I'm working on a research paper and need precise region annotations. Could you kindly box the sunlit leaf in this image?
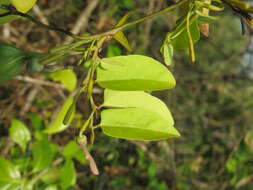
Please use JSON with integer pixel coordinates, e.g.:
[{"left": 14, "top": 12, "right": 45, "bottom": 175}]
[
  {"left": 100, "top": 107, "right": 180, "bottom": 141},
  {"left": 44, "top": 97, "right": 75, "bottom": 134},
  {"left": 96, "top": 55, "right": 176, "bottom": 91},
  {"left": 59, "top": 160, "right": 76, "bottom": 190},
  {"left": 47, "top": 69, "right": 77, "bottom": 92},
  {"left": 11, "top": 0, "right": 37, "bottom": 13},
  {"left": 103, "top": 89, "right": 174, "bottom": 124},
  {"left": 9, "top": 119, "right": 31, "bottom": 151}
]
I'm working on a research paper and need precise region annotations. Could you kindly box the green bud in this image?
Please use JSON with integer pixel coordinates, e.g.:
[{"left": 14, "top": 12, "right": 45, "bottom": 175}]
[{"left": 26, "top": 58, "right": 44, "bottom": 73}]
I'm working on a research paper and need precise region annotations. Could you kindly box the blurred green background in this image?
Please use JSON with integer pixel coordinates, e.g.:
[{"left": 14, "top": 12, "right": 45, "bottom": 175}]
[{"left": 1, "top": 0, "right": 253, "bottom": 189}]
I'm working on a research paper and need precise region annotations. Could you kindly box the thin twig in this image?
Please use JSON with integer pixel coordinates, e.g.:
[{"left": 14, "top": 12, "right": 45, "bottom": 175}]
[
  {"left": 64, "top": 0, "right": 99, "bottom": 44},
  {"left": 14, "top": 76, "right": 64, "bottom": 89}
]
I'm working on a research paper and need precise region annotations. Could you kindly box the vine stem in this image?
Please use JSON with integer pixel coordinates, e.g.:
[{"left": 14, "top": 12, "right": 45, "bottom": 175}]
[{"left": 1, "top": 0, "right": 187, "bottom": 41}]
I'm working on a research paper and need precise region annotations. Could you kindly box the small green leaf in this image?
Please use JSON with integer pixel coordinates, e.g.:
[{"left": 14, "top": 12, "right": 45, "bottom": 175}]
[
  {"left": 44, "top": 97, "right": 75, "bottom": 134},
  {"left": 47, "top": 69, "right": 77, "bottom": 92},
  {"left": 100, "top": 108, "right": 180, "bottom": 141},
  {"left": 103, "top": 89, "right": 174, "bottom": 124},
  {"left": 11, "top": 0, "right": 37, "bottom": 13},
  {"left": 115, "top": 11, "right": 133, "bottom": 27},
  {"left": 171, "top": 20, "right": 200, "bottom": 50},
  {"left": 9, "top": 119, "right": 31, "bottom": 151},
  {"left": 0, "top": 157, "right": 21, "bottom": 189},
  {"left": 32, "top": 139, "right": 57, "bottom": 173},
  {"left": 62, "top": 141, "right": 85, "bottom": 164},
  {"left": 96, "top": 55, "right": 176, "bottom": 91},
  {"left": 113, "top": 32, "right": 132, "bottom": 52},
  {"left": 162, "top": 44, "right": 173, "bottom": 66},
  {"left": 59, "top": 160, "right": 76, "bottom": 190}
]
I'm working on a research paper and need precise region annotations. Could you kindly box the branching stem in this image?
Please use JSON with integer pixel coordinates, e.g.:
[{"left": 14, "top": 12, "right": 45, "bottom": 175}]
[{"left": 0, "top": 0, "right": 187, "bottom": 40}]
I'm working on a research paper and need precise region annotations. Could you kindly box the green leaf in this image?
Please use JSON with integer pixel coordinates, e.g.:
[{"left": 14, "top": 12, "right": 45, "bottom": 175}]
[
  {"left": 171, "top": 20, "right": 200, "bottom": 50},
  {"left": 59, "top": 160, "right": 76, "bottom": 190},
  {"left": 113, "top": 32, "right": 132, "bottom": 52},
  {"left": 100, "top": 108, "right": 180, "bottom": 141},
  {"left": 11, "top": 0, "right": 37, "bottom": 13},
  {"left": 62, "top": 141, "right": 85, "bottom": 164},
  {"left": 28, "top": 113, "right": 43, "bottom": 131},
  {"left": 44, "top": 97, "right": 75, "bottom": 134},
  {"left": 0, "top": 157, "right": 21, "bottom": 189},
  {"left": 9, "top": 119, "right": 31, "bottom": 151},
  {"left": 0, "top": 0, "right": 18, "bottom": 25},
  {"left": 103, "top": 89, "right": 174, "bottom": 124},
  {"left": 96, "top": 55, "right": 176, "bottom": 91},
  {"left": 47, "top": 69, "right": 77, "bottom": 92},
  {"left": 101, "top": 90, "right": 178, "bottom": 141},
  {"left": 0, "top": 43, "right": 27, "bottom": 82},
  {"left": 32, "top": 139, "right": 57, "bottom": 173},
  {"left": 161, "top": 44, "right": 173, "bottom": 66}
]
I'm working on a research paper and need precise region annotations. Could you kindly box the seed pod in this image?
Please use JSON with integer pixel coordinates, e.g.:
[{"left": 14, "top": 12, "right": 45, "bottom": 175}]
[{"left": 26, "top": 57, "right": 44, "bottom": 73}]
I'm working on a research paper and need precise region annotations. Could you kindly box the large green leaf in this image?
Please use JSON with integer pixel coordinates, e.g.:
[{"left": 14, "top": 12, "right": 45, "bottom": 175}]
[
  {"left": 171, "top": 20, "right": 200, "bottom": 49},
  {"left": 11, "top": 0, "right": 37, "bottom": 13},
  {"left": 32, "top": 139, "right": 57, "bottom": 173},
  {"left": 103, "top": 89, "right": 174, "bottom": 124},
  {"left": 47, "top": 69, "right": 77, "bottom": 92},
  {"left": 96, "top": 55, "right": 176, "bottom": 91},
  {"left": 44, "top": 97, "right": 75, "bottom": 134},
  {"left": 101, "top": 108, "right": 180, "bottom": 141},
  {"left": 0, "top": 157, "right": 21, "bottom": 189},
  {"left": 9, "top": 119, "right": 31, "bottom": 151},
  {"left": 59, "top": 160, "right": 76, "bottom": 190}
]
